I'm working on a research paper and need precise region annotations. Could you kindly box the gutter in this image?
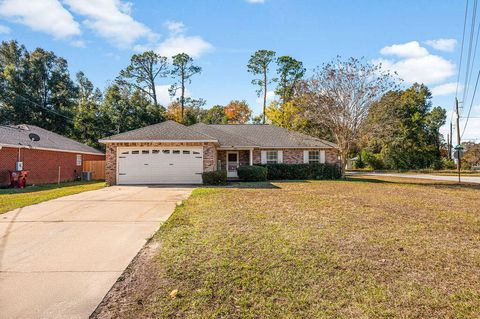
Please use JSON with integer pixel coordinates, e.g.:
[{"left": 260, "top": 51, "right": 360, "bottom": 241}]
[{"left": 0, "top": 143, "right": 104, "bottom": 156}]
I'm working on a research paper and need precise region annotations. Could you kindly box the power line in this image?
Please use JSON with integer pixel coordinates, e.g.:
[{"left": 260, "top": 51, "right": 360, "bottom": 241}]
[
  {"left": 461, "top": 0, "right": 479, "bottom": 110},
  {"left": 456, "top": 0, "right": 470, "bottom": 100},
  {"left": 6, "top": 90, "right": 114, "bottom": 135},
  {"left": 461, "top": 69, "right": 480, "bottom": 139},
  {"left": 452, "top": 0, "right": 471, "bottom": 135}
]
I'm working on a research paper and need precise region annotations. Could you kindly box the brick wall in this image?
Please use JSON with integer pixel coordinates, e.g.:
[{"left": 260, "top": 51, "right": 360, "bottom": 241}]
[
  {"left": 104, "top": 141, "right": 217, "bottom": 185},
  {"left": 217, "top": 150, "right": 250, "bottom": 170},
  {"left": 252, "top": 148, "right": 340, "bottom": 165},
  {"left": 0, "top": 147, "right": 105, "bottom": 186}
]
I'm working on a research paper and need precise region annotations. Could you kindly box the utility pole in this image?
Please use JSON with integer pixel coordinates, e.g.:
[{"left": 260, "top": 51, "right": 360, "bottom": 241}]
[
  {"left": 449, "top": 122, "right": 453, "bottom": 157},
  {"left": 456, "top": 98, "right": 461, "bottom": 183}
]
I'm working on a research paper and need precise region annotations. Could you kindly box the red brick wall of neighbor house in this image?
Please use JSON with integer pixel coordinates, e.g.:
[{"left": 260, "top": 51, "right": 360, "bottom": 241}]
[
  {"left": 104, "top": 142, "right": 217, "bottom": 185},
  {"left": 0, "top": 147, "right": 105, "bottom": 186}
]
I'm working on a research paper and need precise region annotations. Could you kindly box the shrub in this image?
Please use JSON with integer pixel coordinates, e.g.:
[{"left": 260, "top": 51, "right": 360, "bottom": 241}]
[
  {"left": 259, "top": 163, "right": 341, "bottom": 180},
  {"left": 202, "top": 170, "right": 227, "bottom": 185},
  {"left": 237, "top": 165, "right": 267, "bottom": 182}
]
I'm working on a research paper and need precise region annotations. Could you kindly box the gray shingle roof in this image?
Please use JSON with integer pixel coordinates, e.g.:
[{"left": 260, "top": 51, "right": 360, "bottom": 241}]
[
  {"left": 0, "top": 124, "right": 104, "bottom": 154},
  {"left": 205, "top": 124, "right": 337, "bottom": 148},
  {"left": 101, "top": 120, "right": 336, "bottom": 148},
  {"left": 190, "top": 123, "right": 258, "bottom": 147},
  {"left": 100, "top": 120, "right": 217, "bottom": 142}
]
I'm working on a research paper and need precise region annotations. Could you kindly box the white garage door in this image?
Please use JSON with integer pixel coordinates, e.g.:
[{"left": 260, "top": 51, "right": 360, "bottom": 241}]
[{"left": 117, "top": 147, "right": 203, "bottom": 184}]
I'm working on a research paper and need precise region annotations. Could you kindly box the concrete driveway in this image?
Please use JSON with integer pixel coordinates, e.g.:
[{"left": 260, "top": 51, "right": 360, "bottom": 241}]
[{"left": 0, "top": 185, "right": 193, "bottom": 319}]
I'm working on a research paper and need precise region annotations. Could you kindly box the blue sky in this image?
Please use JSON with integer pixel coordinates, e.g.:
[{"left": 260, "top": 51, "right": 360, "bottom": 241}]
[{"left": 0, "top": 0, "right": 478, "bottom": 141}]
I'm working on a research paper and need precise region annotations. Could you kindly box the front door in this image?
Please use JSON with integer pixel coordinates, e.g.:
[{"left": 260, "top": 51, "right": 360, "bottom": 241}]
[{"left": 227, "top": 151, "right": 239, "bottom": 178}]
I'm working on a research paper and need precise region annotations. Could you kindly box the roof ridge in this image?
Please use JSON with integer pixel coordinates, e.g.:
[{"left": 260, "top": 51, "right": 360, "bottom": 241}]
[{"left": 204, "top": 124, "right": 259, "bottom": 146}]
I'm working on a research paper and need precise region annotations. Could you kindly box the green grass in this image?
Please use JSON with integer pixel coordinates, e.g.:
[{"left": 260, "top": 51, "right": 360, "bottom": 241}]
[
  {"left": 0, "top": 181, "right": 106, "bottom": 214},
  {"left": 349, "top": 168, "right": 480, "bottom": 176},
  {"left": 94, "top": 177, "right": 480, "bottom": 318}
]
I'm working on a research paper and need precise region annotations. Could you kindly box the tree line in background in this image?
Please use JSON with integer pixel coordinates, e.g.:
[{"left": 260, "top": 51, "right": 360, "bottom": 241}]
[
  {"left": 1, "top": 39, "right": 478, "bottom": 170},
  {"left": 0, "top": 40, "right": 254, "bottom": 149}
]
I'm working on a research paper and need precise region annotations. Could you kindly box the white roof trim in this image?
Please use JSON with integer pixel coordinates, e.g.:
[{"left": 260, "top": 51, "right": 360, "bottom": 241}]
[
  {"left": 257, "top": 146, "right": 337, "bottom": 149},
  {"left": 99, "top": 139, "right": 218, "bottom": 143},
  {"left": 0, "top": 143, "right": 104, "bottom": 156}
]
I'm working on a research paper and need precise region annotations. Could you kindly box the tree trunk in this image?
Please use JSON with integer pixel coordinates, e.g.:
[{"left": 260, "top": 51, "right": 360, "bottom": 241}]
[
  {"left": 181, "top": 77, "right": 185, "bottom": 121},
  {"left": 150, "top": 73, "right": 158, "bottom": 107},
  {"left": 263, "top": 67, "right": 267, "bottom": 124}
]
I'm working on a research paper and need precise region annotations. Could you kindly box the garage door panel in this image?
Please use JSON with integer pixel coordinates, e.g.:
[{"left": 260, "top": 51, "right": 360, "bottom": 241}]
[{"left": 117, "top": 147, "right": 203, "bottom": 184}]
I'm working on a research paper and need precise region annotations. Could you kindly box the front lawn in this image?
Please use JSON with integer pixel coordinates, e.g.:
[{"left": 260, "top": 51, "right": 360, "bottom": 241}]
[
  {"left": 0, "top": 181, "right": 106, "bottom": 214},
  {"left": 94, "top": 177, "right": 480, "bottom": 318}
]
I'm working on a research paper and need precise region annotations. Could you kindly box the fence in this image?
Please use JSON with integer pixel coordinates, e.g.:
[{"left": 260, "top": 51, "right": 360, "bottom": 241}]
[{"left": 82, "top": 160, "right": 106, "bottom": 180}]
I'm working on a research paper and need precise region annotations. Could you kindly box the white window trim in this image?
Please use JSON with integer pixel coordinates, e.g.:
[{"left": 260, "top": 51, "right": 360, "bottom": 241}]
[{"left": 76, "top": 154, "right": 82, "bottom": 166}]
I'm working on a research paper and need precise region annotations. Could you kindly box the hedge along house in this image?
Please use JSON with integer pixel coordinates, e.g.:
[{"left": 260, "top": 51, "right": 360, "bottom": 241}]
[
  {"left": 100, "top": 120, "right": 340, "bottom": 185},
  {"left": 0, "top": 124, "right": 105, "bottom": 186}
]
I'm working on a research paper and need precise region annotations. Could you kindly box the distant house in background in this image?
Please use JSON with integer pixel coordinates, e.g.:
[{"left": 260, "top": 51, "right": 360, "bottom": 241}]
[{"left": 0, "top": 125, "right": 105, "bottom": 186}]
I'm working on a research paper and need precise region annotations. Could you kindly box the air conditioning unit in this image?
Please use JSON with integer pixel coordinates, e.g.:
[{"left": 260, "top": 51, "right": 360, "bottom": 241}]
[
  {"left": 82, "top": 171, "right": 92, "bottom": 181},
  {"left": 16, "top": 161, "right": 23, "bottom": 171}
]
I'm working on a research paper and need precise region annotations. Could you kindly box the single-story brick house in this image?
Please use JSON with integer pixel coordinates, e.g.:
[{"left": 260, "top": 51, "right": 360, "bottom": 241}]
[
  {"left": 100, "top": 120, "right": 339, "bottom": 185},
  {"left": 0, "top": 124, "right": 105, "bottom": 186}
]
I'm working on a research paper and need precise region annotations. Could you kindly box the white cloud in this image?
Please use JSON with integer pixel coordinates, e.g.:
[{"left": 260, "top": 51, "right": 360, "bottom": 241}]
[
  {"left": 0, "top": 0, "right": 80, "bottom": 38},
  {"left": 64, "top": 0, "right": 157, "bottom": 48},
  {"left": 431, "top": 82, "right": 462, "bottom": 97},
  {"left": 459, "top": 118, "right": 480, "bottom": 141},
  {"left": 377, "top": 41, "right": 456, "bottom": 85},
  {"left": 256, "top": 90, "right": 276, "bottom": 106},
  {"left": 164, "top": 21, "right": 186, "bottom": 35},
  {"left": 156, "top": 84, "right": 191, "bottom": 106},
  {"left": 424, "top": 38, "right": 457, "bottom": 52},
  {"left": 380, "top": 41, "right": 429, "bottom": 58},
  {"left": 153, "top": 21, "right": 212, "bottom": 58},
  {"left": 156, "top": 35, "right": 213, "bottom": 58},
  {"left": 246, "top": 0, "right": 266, "bottom": 3},
  {"left": 0, "top": 24, "right": 11, "bottom": 34},
  {"left": 70, "top": 39, "right": 86, "bottom": 48}
]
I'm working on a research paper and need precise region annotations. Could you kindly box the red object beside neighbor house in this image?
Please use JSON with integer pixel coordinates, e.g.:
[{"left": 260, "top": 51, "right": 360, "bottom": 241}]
[{"left": 9, "top": 170, "right": 29, "bottom": 188}]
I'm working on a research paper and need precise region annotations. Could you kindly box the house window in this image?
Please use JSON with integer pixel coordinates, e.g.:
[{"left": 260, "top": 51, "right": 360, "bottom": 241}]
[
  {"left": 76, "top": 154, "right": 82, "bottom": 166},
  {"left": 308, "top": 151, "right": 320, "bottom": 163},
  {"left": 183, "top": 150, "right": 190, "bottom": 154},
  {"left": 172, "top": 150, "right": 180, "bottom": 154},
  {"left": 142, "top": 150, "right": 149, "bottom": 154},
  {"left": 266, "top": 151, "right": 278, "bottom": 164},
  {"left": 131, "top": 150, "right": 139, "bottom": 154},
  {"left": 162, "top": 150, "right": 170, "bottom": 154},
  {"left": 152, "top": 150, "right": 160, "bottom": 154}
]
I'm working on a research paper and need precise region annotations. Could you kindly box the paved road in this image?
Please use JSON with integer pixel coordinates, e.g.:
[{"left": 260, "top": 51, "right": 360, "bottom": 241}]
[
  {"left": 0, "top": 185, "right": 192, "bottom": 319},
  {"left": 353, "top": 172, "right": 480, "bottom": 184}
]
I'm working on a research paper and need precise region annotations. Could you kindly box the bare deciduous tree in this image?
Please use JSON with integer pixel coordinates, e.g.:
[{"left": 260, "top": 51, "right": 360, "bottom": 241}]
[{"left": 298, "top": 57, "right": 396, "bottom": 177}]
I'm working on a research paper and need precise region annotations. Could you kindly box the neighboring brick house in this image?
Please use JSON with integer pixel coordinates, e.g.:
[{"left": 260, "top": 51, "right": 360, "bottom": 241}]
[
  {"left": 100, "top": 120, "right": 339, "bottom": 185},
  {"left": 0, "top": 125, "right": 105, "bottom": 186}
]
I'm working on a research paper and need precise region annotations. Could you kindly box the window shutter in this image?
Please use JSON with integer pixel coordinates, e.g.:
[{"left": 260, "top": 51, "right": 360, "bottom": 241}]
[
  {"left": 278, "top": 151, "right": 283, "bottom": 163},
  {"left": 320, "top": 150, "right": 326, "bottom": 163},
  {"left": 261, "top": 151, "right": 267, "bottom": 164},
  {"left": 303, "top": 150, "right": 309, "bottom": 163}
]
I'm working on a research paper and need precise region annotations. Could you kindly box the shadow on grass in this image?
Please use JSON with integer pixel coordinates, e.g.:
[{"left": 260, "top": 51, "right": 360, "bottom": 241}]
[
  {"left": 0, "top": 180, "right": 104, "bottom": 195},
  {"left": 345, "top": 176, "right": 480, "bottom": 191}
]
